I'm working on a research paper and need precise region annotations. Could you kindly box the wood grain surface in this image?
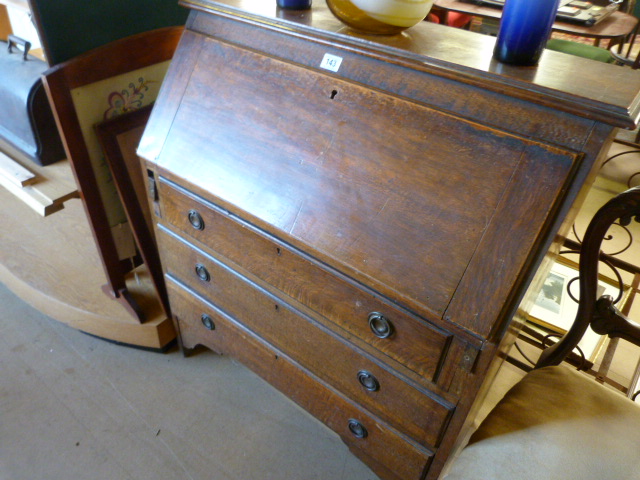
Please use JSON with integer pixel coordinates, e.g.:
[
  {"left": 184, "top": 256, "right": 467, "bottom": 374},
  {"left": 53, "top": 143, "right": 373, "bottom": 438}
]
[{"left": 139, "top": 2, "right": 640, "bottom": 478}]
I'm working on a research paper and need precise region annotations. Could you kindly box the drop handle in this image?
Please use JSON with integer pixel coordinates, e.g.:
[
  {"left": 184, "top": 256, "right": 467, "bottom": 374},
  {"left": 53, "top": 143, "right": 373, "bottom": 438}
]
[
  {"left": 201, "top": 314, "right": 215, "bottom": 330},
  {"left": 188, "top": 209, "right": 205, "bottom": 230},
  {"left": 357, "top": 370, "right": 380, "bottom": 392},
  {"left": 195, "top": 263, "right": 211, "bottom": 282},
  {"left": 348, "top": 419, "right": 368, "bottom": 439},
  {"left": 368, "top": 312, "right": 394, "bottom": 339}
]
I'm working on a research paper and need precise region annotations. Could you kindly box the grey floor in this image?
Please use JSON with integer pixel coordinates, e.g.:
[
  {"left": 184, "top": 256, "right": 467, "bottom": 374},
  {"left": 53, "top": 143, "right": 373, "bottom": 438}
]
[{"left": 0, "top": 281, "right": 379, "bottom": 480}]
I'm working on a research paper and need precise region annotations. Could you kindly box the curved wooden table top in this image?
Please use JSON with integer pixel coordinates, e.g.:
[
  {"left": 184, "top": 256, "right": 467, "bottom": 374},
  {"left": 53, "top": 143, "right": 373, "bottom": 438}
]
[
  {"left": 434, "top": 0, "right": 638, "bottom": 44},
  {"left": 0, "top": 182, "right": 174, "bottom": 350}
]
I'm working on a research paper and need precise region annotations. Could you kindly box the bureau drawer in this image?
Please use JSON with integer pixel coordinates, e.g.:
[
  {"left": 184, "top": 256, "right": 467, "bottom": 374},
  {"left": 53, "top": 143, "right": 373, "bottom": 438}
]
[
  {"left": 158, "top": 227, "right": 454, "bottom": 448},
  {"left": 158, "top": 179, "right": 451, "bottom": 382},
  {"left": 167, "top": 278, "right": 434, "bottom": 480}
]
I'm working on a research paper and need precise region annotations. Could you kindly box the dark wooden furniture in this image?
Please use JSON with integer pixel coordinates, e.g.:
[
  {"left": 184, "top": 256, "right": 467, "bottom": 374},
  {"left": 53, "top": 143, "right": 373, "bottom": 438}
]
[
  {"left": 434, "top": 0, "right": 639, "bottom": 47},
  {"left": 138, "top": 1, "right": 640, "bottom": 479},
  {"left": 610, "top": 21, "right": 640, "bottom": 67}
]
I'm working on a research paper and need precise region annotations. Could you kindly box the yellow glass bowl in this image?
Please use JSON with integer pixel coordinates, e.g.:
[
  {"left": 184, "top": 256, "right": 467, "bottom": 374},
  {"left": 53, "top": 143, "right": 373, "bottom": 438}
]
[{"left": 326, "top": 0, "right": 434, "bottom": 34}]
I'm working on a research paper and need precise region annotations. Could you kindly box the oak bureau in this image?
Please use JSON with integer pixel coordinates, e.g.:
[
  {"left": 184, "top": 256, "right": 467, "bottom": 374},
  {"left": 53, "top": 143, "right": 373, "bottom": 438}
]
[{"left": 137, "top": 2, "right": 640, "bottom": 479}]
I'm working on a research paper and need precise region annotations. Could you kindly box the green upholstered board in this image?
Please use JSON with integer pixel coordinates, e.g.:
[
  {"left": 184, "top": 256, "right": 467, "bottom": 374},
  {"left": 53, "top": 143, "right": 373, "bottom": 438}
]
[
  {"left": 28, "top": 0, "right": 188, "bottom": 65},
  {"left": 546, "top": 38, "right": 615, "bottom": 64}
]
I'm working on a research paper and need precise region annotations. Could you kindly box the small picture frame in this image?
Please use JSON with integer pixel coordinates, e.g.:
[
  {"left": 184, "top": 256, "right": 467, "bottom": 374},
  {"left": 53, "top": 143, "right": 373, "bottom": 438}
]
[{"left": 526, "top": 259, "right": 629, "bottom": 360}]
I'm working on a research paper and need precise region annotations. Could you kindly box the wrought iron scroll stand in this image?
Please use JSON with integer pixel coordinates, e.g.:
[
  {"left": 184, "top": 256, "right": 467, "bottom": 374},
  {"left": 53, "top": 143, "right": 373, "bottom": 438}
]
[{"left": 510, "top": 147, "right": 640, "bottom": 401}]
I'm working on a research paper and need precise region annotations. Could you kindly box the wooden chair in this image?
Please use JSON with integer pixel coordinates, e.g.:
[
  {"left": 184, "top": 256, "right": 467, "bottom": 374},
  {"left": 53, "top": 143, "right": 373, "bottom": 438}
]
[
  {"left": 444, "top": 187, "right": 640, "bottom": 480},
  {"left": 609, "top": 20, "right": 640, "bottom": 68},
  {"left": 41, "top": 27, "right": 182, "bottom": 345}
]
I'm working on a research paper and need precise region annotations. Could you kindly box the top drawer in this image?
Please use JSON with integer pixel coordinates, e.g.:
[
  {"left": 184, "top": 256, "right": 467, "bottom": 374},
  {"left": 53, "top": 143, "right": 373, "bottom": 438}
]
[{"left": 158, "top": 179, "right": 452, "bottom": 382}]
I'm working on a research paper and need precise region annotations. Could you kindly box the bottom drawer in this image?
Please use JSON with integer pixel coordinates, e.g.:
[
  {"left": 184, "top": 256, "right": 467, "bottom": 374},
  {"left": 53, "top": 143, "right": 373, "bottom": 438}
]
[{"left": 167, "top": 277, "right": 433, "bottom": 480}]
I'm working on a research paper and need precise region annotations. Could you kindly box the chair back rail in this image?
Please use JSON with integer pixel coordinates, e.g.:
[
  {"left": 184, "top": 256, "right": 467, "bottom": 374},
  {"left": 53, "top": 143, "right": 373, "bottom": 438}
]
[{"left": 537, "top": 186, "right": 640, "bottom": 367}]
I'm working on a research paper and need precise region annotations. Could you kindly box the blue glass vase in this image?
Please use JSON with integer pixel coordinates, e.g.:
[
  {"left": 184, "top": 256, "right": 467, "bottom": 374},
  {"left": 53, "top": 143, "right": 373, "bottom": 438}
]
[
  {"left": 493, "top": 0, "right": 561, "bottom": 66},
  {"left": 277, "top": 0, "right": 312, "bottom": 8}
]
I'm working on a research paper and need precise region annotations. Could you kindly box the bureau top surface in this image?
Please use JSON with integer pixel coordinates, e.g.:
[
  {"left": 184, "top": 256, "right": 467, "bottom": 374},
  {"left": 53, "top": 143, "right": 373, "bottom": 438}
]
[{"left": 181, "top": 0, "right": 640, "bottom": 128}]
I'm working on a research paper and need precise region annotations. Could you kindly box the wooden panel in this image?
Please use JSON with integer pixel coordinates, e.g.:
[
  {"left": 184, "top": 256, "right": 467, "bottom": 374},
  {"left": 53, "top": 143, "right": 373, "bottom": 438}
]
[
  {"left": 445, "top": 143, "right": 579, "bottom": 338},
  {"left": 156, "top": 38, "right": 549, "bottom": 320},
  {"left": 188, "top": 10, "right": 598, "bottom": 150},
  {"left": 0, "top": 144, "right": 77, "bottom": 216},
  {"left": 0, "top": 151, "right": 36, "bottom": 186},
  {"left": 167, "top": 278, "right": 434, "bottom": 480},
  {"left": 138, "top": 30, "right": 205, "bottom": 164},
  {"left": 184, "top": 0, "right": 640, "bottom": 128},
  {"left": 159, "top": 227, "right": 454, "bottom": 448},
  {"left": 158, "top": 179, "right": 455, "bottom": 379}
]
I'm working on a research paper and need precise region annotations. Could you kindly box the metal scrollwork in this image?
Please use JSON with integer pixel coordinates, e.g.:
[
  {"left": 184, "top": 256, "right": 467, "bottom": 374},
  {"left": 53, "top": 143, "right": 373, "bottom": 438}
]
[
  {"left": 601, "top": 149, "right": 640, "bottom": 189},
  {"left": 509, "top": 142, "right": 640, "bottom": 397},
  {"left": 534, "top": 187, "right": 640, "bottom": 399}
]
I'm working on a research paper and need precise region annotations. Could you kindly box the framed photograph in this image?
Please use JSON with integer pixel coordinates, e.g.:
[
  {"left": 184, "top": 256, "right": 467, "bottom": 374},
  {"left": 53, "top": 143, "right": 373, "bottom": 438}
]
[{"left": 527, "top": 259, "right": 629, "bottom": 361}]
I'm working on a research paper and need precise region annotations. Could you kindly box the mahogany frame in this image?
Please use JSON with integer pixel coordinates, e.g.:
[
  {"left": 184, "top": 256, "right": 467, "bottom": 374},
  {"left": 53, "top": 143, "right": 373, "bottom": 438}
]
[
  {"left": 42, "top": 26, "right": 183, "bottom": 320},
  {"left": 95, "top": 104, "right": 170, "bottom": 317}
]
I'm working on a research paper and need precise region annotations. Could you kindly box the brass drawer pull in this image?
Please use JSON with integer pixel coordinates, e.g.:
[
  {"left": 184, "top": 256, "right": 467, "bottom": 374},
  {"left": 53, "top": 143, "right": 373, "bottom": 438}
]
[
  {"left": 188, "top": 209, "right": 205, "bottom": 230},
  {"left": 357, "top": 370, "right": 380, "bottom": 392},
  {"left": 195, "top": 263, "right": 211, "bottom": 282},
  {"left": 368, "top": 312, "right": 394, "bottom": 339},
  {"left": 201, "top": 313, "right": 215, "bottom": 330},
  {"left": 348, "top": 419, "right": 368, "bottom": 439}
]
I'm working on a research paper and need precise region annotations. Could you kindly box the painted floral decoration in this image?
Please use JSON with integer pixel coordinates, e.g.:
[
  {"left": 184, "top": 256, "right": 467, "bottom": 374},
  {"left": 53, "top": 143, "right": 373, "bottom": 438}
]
[{"left": 103, "top": 77, "right": 156, "bottom": 120}]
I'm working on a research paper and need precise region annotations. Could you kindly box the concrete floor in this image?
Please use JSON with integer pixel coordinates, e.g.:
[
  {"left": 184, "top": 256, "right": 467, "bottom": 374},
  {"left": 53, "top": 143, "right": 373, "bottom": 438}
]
[
  {"left": 0, "top": 281, "right": 380, "bottom": 480},
  {"left": 0, "top": 278, "right": 528, "bottom": 480}
]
